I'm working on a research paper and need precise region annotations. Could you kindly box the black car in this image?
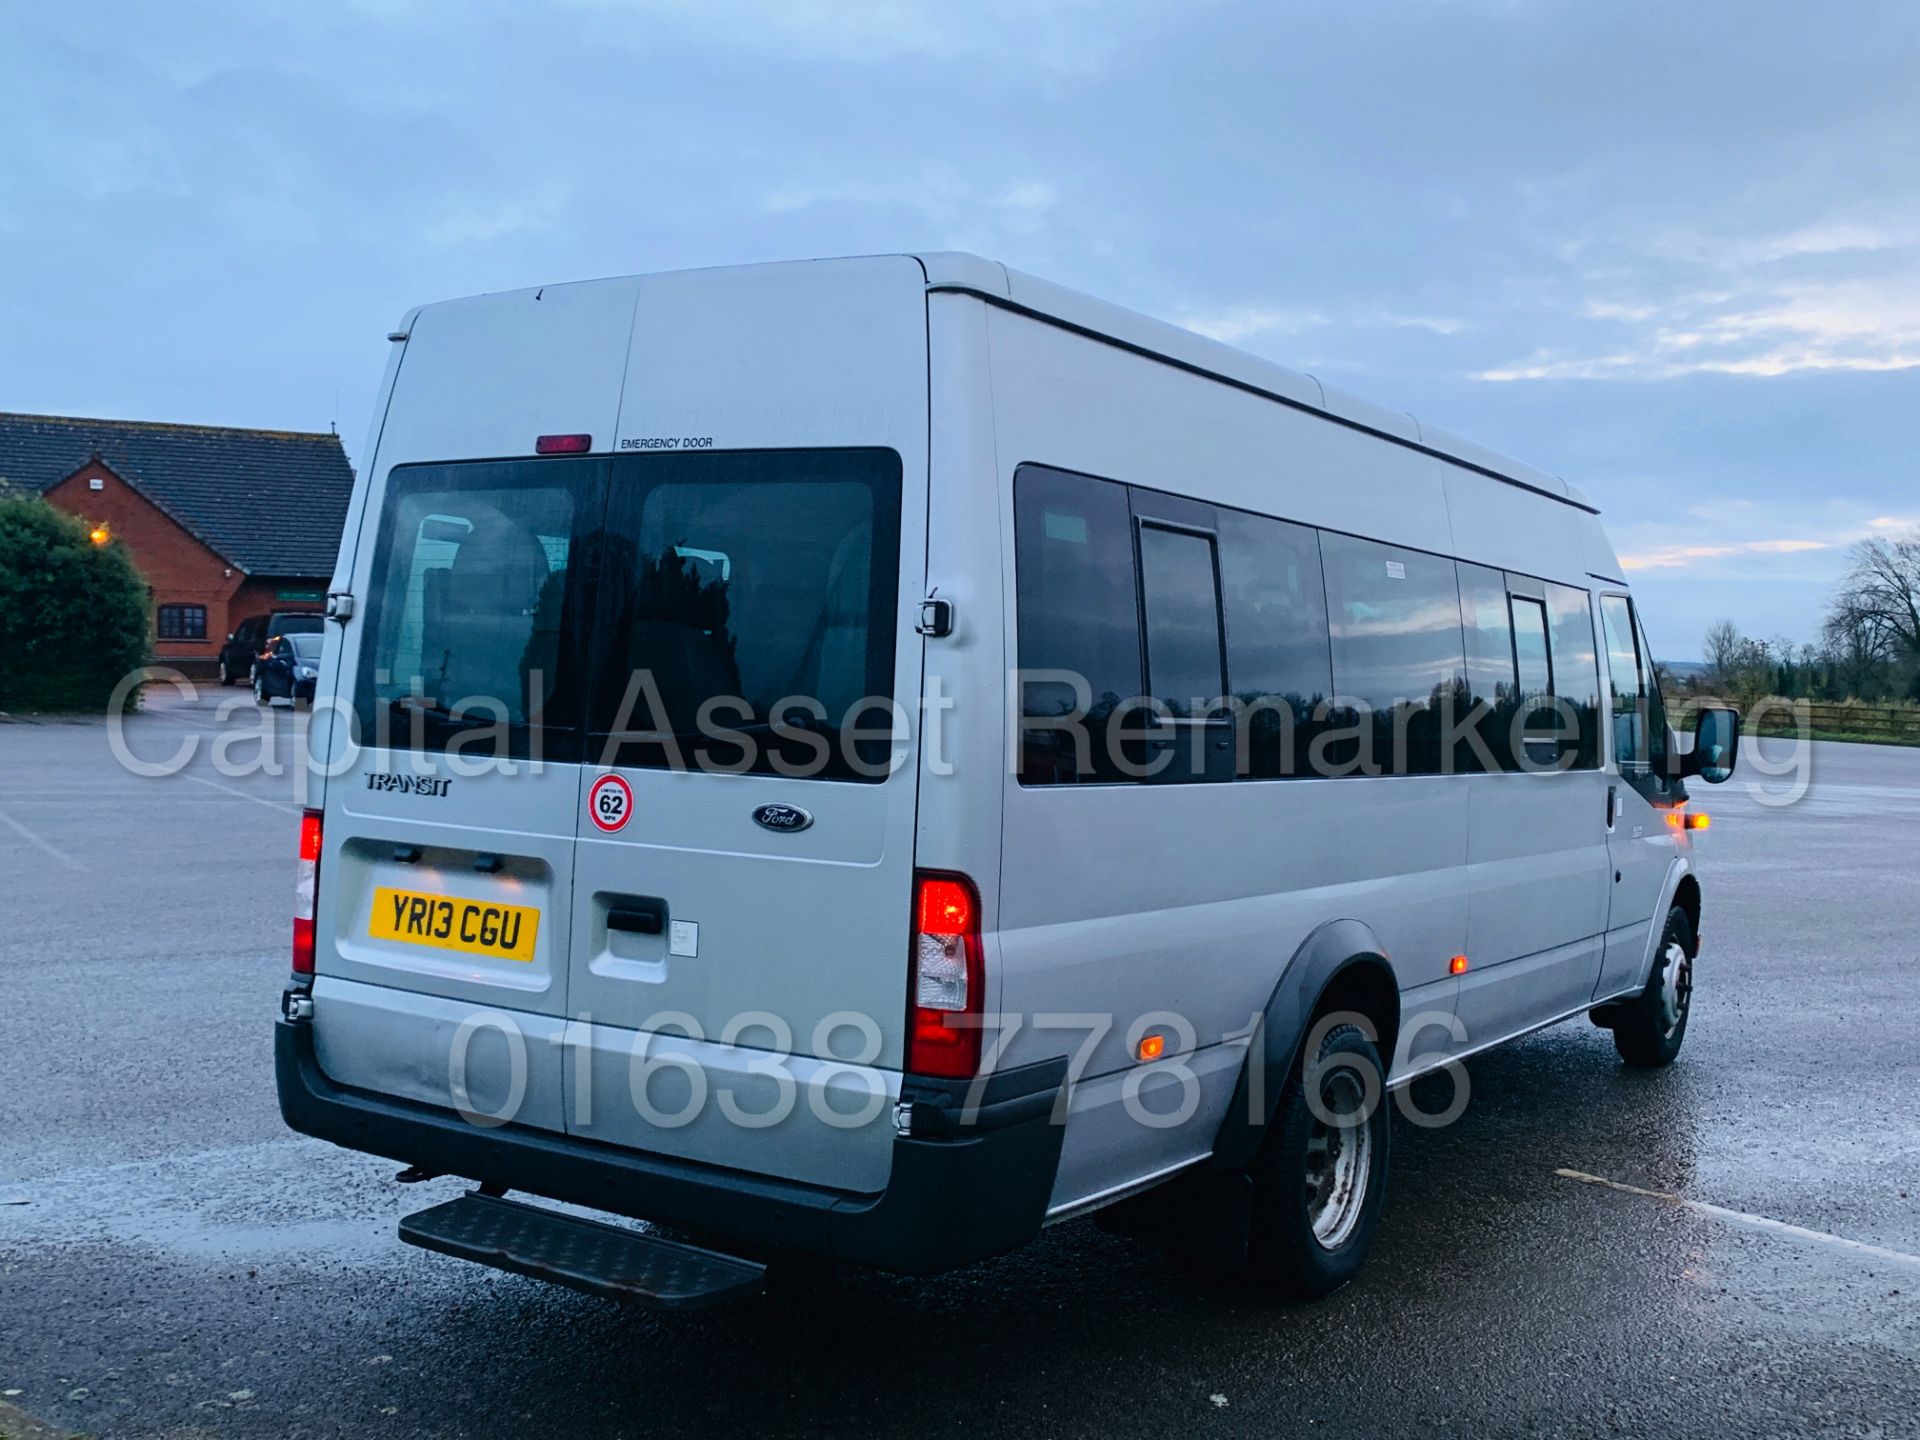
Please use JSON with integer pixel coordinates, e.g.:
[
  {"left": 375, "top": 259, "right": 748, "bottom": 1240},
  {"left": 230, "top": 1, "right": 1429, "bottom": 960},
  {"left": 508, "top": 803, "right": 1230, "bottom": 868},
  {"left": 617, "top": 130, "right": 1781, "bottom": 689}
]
[
  {"left": 253, "top": 632, "right": 323, "bottom": 705},
  {"left": 217, "top": 611, "right": 323, "bottom": 686}
]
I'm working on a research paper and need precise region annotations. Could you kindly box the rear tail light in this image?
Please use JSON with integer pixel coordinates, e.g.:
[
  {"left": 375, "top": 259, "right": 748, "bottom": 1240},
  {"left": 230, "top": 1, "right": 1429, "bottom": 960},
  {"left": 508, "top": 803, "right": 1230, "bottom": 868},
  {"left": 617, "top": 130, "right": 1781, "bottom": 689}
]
[
  {"left": 294, "top": 808, "right": 322, "bottom": 977},
  {"left": 907, "top": 871, "right": 985, "bottom": 1079}
]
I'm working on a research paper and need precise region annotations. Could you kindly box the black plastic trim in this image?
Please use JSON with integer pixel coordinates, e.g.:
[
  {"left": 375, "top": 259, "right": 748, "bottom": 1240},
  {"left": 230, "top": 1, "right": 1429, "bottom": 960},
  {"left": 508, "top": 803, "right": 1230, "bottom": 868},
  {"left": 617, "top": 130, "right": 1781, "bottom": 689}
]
[{"left": 276, "top": 1020, "right": 1065, "bottom": 1275}]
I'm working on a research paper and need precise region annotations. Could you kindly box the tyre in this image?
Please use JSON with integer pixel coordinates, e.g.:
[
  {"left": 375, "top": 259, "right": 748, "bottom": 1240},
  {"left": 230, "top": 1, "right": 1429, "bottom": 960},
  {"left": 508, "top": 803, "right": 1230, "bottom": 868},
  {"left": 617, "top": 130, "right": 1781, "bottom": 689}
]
[
  {"left": 1245, "top": 1021, "right": 1391, "bottom": 1299},
  {"left": 253, "top": 674, "right": 269, "bottom": 706},
  {"left": 1610, "top": 906, "right": 1695, "bottom": 1068},
  {"left": 217, "top": 656, "right": 232, "bottom": 686}
]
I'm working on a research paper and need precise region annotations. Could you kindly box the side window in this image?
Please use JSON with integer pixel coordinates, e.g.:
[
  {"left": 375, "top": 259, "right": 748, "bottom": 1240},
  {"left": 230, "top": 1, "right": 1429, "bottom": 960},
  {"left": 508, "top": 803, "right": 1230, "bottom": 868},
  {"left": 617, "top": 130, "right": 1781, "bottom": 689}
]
[
  {"left": 1544, "top": 583, "right": 1601, "bottom": 770},
  {"left": 1137, "top": 525, "right": 1225, "bottom": 717},
  {"left": 1510, "top": 594, "right": 1556, "bottom": 767},
  {"left": 1321, "top": 534, "right": 1466, "bottom": 775},
  {"left": 1600, "top": 594, "right": 1647, "bottom": 770},
  {"left": 1634, "top": 609, "right": 1672, "bottom": 779},
  {"left": 1014, "top": 466, "right": 1143, "bottom": 785},
  {"left": 1458, "top": 563, "right": 1518, "bottom": 772},
  {"left": 1218, "top": 510, "right": 1332, "bottom": 778}
]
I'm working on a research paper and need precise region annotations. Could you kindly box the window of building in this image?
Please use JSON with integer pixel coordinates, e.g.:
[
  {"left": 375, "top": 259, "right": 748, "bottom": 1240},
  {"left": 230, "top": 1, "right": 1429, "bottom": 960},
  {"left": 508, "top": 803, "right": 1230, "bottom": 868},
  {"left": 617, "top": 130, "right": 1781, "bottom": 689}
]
[
  {"left": 1320, "top": 534, "right": 1466, "bottom": 775},
  {"left": 156, "top": 604, "right": 207, "bottom": 641}
]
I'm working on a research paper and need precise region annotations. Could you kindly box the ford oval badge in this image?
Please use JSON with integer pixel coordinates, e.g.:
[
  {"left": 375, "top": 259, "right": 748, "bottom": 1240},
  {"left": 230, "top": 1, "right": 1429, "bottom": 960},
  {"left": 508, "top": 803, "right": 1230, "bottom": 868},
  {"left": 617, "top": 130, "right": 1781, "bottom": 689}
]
[{"left": 753, "top": 803, "right": 813, "bottom": 834}]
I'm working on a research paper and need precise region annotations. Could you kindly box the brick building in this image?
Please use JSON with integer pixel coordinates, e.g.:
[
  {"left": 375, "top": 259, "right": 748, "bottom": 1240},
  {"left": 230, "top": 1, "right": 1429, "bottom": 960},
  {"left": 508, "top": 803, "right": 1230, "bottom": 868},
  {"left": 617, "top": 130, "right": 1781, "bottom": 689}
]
[{"left": 0, "top": 413, "right": 355, "bottom": 675}]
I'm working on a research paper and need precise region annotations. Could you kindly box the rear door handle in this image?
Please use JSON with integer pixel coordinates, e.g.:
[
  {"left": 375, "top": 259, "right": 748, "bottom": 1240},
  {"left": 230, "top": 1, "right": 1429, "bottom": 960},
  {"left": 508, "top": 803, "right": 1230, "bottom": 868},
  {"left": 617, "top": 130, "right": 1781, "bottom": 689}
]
[{"left": 607, "top": 902, "right": 665, "bottom": 935}]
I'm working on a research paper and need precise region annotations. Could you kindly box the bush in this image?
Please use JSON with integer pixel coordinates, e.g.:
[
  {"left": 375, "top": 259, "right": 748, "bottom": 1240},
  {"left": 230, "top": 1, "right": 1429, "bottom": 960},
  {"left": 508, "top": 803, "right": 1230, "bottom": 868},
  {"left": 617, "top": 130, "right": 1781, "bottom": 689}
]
[{"left": 0, "top": 496, "right": 151, "bottom": 712}]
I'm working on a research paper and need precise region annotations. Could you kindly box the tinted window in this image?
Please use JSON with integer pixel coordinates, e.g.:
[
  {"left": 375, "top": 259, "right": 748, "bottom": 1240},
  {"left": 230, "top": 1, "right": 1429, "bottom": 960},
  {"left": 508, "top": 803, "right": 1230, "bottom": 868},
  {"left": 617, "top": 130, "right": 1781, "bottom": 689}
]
[
  {"left": 1015, "top": 467, "right": 1143, "bottom": 784},
  {"left": 1545, "top": 583, "right": 1601, "bottom": 770},
  {"left": 1321, "top": 534, "right": 1466, "bottom": 775},
  {"left": 1218, "top": 511, "right": 1332, "bottom": 778},
  {"left": 591, "top": 449, "right": 902, "bottom": 782},
  {"left": 1633, "top": 609, "right": 1672, "bottom": 779},
  {"left": 289, "top": 633, "right": 323, "bottom": 661},
  {"left": 1138, "top": 525, "right": 1224, "bottom": 716},
  {"left": 1458, "top": 563, "right": 1517, "bottom": 772},
  {"left": 358, "top": 457, "right": 598, "bottom": 758},
  {"left": 1600, "top": 595, "right": 1645, "bottom": 769}
]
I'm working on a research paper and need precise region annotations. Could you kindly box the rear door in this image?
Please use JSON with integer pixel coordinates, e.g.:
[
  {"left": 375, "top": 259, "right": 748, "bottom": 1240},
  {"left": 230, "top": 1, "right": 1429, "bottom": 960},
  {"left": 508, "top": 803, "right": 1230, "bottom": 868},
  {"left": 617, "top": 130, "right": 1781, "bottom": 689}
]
[
  {"left": 563, "top": 448, "right": 923, "bottom": 1187},
  {"left": 560, "top": 259, "right": 931, "bottom": 1192},
  {"left": 309, "top": 277, "right": 642, "bottom": 1133}
]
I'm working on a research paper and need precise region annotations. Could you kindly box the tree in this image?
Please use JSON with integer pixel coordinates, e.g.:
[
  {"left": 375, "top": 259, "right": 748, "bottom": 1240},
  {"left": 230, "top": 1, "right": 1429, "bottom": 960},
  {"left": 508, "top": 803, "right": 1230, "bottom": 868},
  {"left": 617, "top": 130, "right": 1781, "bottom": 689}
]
[
  {"left": 1827, "top": 532, "right": 1920, "bottom": 665},
  {"left": 0, "top": 496, "right": 151, "bottom": 712},
  {"left": 1703, "top": 618, "right": 1745, "bottom": 688}
]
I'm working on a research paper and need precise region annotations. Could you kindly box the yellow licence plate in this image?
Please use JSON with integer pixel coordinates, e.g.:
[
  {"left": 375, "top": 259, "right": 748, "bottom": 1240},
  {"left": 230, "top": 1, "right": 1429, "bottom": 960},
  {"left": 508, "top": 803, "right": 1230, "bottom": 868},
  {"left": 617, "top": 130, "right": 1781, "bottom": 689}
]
[{"left": 369, "top": 886, "right": 540, "bottom": 963}]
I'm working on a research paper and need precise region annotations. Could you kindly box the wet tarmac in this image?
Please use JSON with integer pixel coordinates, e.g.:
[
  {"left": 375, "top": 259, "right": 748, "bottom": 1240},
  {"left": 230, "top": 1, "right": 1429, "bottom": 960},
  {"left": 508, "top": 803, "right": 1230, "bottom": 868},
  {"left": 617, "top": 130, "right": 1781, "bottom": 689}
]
[{"left": 2, "top": 691, "right": 1917, "bottom": 1438}]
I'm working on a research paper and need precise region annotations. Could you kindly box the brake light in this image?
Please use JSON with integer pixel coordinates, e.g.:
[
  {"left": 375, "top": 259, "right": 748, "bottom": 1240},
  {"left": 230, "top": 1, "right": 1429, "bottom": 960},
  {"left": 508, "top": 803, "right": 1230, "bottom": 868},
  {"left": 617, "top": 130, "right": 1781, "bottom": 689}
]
[
  {"left": 907, "top": 871, "right": 984, "bottom": 1079},
  {"left": 535, "top": 433, "right": 592, "bottom": 454},
  {"left": 294, "top": 808, "right": 322, "bottom": 977}
]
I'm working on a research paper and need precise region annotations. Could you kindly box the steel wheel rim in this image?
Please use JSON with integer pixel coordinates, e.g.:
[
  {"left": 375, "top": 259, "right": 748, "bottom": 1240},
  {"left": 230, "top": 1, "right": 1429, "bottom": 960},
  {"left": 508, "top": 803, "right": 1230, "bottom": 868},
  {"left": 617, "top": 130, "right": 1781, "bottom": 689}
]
[
  {"left": 1658, "top": 940, "right": 1692, "bottom": 1039},
  {"left": 1304, "top": 1067, "right": 1372, "bottom": 1249}
]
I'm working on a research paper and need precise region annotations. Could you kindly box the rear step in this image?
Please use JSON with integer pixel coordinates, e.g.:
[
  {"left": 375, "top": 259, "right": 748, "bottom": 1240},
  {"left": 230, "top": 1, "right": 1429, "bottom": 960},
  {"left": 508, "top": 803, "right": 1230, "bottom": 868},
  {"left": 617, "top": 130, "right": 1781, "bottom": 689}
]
[{"left": 399, "top": 1193, "right": 766, "bottom": 1309}]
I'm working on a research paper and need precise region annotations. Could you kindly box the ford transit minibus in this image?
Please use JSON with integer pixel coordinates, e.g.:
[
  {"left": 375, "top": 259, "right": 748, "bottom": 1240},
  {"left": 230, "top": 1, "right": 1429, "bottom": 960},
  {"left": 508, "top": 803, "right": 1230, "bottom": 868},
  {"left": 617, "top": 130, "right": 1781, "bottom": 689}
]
[{"left": 278, "top": 254, "right": 1740, "bottom": 1306}]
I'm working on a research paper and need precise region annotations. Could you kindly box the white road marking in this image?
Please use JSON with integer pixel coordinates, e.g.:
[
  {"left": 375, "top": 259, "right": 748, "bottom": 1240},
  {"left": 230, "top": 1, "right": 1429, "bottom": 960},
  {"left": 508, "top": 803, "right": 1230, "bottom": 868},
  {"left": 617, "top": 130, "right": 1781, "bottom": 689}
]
[
  {"left": 180, "top": 772, "right": 301, "bottom": 815},
  {"left": 1557, "top": 1168, "right": 1920, "bottom": 1271},
  {"left": 0, "top": 800, "right": 84, "bottom": 871}
]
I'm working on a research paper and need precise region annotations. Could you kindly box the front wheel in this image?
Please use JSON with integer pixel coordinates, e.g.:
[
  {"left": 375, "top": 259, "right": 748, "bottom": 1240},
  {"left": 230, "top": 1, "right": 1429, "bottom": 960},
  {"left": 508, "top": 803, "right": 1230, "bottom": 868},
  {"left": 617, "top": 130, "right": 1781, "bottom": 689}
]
[
  {"left": 217, "top": 656, "right": 232, "bottom": 686},
  {"left": 1610, "top": 906, "right": 1695, "bottom": 1068},
  {"left": 1245, "top": 1022, "right": 1391, "bottom": 1299},
  {"left": 253, "top": 674, "right": 269, "bottom": 706}
]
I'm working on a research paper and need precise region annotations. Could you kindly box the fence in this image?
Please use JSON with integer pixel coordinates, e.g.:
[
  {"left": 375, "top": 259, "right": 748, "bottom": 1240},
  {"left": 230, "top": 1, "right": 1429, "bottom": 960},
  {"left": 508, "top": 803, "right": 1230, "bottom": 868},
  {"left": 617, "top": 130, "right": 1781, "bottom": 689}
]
[{"left": 1667, "top": 694, "right": 1920, "bottom": 744}]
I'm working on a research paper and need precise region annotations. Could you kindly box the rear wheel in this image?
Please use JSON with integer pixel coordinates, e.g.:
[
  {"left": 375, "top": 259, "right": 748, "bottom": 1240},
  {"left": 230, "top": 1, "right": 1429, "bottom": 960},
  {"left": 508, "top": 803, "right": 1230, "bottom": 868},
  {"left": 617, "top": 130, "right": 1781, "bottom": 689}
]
[
  {"left": 1245, "top": 1022, "right": 1390, "bottom": 1299},
  {"left": 1610, "top": 905, "right": 1695, "bottom": 1068}
]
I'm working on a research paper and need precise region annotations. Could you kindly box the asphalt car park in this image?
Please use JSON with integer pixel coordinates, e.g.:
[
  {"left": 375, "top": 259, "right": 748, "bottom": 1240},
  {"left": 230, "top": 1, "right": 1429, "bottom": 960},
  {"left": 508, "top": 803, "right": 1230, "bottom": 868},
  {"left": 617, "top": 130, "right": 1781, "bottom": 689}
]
[{"left": 2, "top": 685, "right": 1917, "bottom": 1439}]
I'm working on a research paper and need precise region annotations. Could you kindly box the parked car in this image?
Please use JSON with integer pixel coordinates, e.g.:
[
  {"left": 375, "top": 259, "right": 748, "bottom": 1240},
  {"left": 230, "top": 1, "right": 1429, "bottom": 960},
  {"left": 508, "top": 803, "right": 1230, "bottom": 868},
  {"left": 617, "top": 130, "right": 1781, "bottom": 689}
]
[
  {"left": 253, "top": 631, "right": 322, "bottom": 705},
  {"left": 218, "top": 611, "right": 323, "bottom": 686},
  {"left": 278, "top": 254, "right": 1741, "bottom": 1310}
]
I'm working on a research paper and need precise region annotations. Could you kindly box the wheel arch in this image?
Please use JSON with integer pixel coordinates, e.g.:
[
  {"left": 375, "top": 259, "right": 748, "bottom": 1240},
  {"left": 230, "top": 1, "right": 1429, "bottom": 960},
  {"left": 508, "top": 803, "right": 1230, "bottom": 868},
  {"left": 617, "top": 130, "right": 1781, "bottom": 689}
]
[
  {"left": 1671, "top": 872, "right": 1702, "bottom": 956},
  {"left": 1209, "top": 918, "right": 1401, "bottom": 1174}
]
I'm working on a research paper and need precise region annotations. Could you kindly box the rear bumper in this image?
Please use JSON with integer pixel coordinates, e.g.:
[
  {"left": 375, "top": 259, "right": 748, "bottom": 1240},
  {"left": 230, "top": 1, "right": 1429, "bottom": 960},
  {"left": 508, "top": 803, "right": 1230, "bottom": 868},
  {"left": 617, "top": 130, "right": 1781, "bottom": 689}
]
[{"left": 275, "top": 1018, "right": 1067, "bottom": 1275}]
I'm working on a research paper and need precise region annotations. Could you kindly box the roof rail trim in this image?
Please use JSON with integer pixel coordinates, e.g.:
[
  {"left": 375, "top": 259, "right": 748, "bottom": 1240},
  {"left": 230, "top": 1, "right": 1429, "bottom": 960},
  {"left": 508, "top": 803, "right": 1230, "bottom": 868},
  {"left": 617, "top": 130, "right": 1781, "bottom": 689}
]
[{"left": 926, "top": 281, "right": 1601, "bottom": 516}]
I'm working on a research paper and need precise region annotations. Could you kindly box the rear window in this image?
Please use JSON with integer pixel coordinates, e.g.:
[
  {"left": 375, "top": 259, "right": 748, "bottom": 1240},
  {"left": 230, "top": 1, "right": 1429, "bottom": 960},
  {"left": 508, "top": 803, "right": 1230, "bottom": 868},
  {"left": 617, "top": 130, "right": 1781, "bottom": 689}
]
[
  {"left": 355, "top": 456, "right": 601, "bottom": 759},
  {"left": 589, "top": 449, "right": 903, "bottom": 781}
]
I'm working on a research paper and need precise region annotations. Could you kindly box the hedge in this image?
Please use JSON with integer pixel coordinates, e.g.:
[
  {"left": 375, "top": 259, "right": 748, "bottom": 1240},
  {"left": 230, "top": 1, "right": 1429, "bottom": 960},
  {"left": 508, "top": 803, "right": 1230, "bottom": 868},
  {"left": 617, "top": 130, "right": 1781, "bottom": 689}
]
[{"left": 0, "top": 495, "right": 152, "bottom": 712}]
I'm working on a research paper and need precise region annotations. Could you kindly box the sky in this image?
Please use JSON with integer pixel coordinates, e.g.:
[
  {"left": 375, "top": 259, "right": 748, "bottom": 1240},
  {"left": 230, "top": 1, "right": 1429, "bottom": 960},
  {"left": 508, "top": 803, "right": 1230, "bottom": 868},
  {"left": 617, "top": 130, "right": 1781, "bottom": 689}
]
[{"left": 4, "top": 0, "right": 1917, "bottom": 660}]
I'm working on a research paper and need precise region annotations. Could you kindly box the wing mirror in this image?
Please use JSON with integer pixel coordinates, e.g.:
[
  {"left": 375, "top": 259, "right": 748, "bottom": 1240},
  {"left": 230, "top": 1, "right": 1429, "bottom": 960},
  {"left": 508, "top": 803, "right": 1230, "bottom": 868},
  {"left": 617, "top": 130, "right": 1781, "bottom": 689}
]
[{"left": 1678, "top": 705, "right": 1741, "bottom": 784}]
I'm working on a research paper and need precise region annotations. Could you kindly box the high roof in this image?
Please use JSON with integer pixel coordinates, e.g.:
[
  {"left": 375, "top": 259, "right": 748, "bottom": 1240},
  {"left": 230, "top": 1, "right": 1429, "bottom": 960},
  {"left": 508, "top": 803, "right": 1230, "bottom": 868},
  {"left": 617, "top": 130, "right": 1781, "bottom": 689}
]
[
  {"left": 909, "top": 252, "right": 1596, "bottom": 514},
  {"left": 0, "top": 412, "right": 356, "bottom": 575}
]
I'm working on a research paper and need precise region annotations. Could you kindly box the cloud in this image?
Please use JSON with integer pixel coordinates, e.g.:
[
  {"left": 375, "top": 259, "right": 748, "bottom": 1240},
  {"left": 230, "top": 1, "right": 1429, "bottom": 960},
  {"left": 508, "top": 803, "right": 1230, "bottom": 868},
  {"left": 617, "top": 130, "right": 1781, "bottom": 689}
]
[
  {"left": 1177, "top": 305, "right": 1463, "bottom": 346},
  {"left": 1619, "top": 538, "right": 1831, "bottom": 571},
  {"left": 1179, "top": 305, "right": 1328, "bottom": 343}
]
